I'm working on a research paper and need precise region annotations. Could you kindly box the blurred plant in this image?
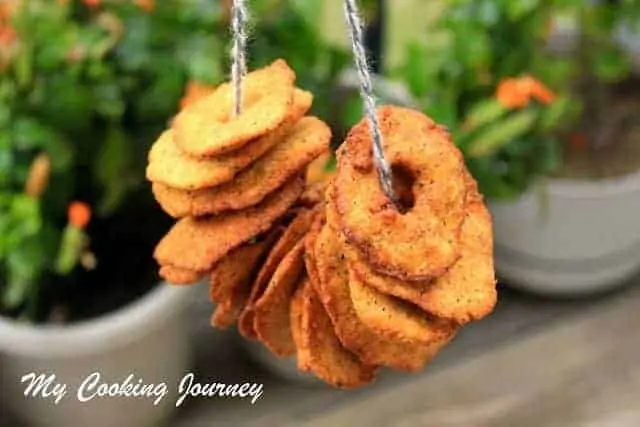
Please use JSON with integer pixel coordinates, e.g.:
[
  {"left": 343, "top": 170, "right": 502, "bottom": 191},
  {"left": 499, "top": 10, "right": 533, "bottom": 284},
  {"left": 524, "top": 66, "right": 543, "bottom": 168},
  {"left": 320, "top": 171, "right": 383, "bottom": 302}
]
[
  {"left": 567, "top": 0, "right": 640, "bottom": 151},
  {"left": 390, "top": 0, "right": 638, "bottom": 200},
  {"left": 248, "top": 0, "right": 351, "bottom": 124},
  {"left": 0, "top": 0, "right": 350, "bottom": 322}
]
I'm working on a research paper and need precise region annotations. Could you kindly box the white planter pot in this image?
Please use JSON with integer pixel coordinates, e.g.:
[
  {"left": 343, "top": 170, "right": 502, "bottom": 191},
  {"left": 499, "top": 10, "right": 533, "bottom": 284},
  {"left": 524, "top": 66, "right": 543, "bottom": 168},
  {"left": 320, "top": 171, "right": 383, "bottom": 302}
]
[
  {"left": 0, "top": 283, "right": 196, "bottom": 427},
  {"left": 490, "top": 172, "right": 640, "bottom": 296}
]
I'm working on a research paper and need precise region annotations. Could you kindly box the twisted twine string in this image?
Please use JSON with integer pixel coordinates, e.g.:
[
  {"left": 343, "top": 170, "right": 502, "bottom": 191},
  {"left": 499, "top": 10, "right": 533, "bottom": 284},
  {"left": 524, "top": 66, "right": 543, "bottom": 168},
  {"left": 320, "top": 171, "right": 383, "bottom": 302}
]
[
  {"left": 343, "top": 0, "right": 399, "bottom": 207},
  {"left": 230, "top": 0, "right": 249, "bottom": 117}
]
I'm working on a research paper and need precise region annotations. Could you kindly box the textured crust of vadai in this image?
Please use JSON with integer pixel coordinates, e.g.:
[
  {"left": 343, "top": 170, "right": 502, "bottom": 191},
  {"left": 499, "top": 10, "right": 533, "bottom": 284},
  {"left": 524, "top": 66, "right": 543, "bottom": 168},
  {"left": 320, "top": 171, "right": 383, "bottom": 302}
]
[{"left": 334, "top": 106, "right": 468, "bottom": 281}]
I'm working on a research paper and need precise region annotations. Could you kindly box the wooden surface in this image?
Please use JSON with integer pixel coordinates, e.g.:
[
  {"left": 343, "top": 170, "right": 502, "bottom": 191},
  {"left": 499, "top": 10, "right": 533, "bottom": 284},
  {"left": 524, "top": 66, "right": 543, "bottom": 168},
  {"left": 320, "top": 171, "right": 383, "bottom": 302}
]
[{"left": 175, "top": 280, "right": 640, "bottom": 427}]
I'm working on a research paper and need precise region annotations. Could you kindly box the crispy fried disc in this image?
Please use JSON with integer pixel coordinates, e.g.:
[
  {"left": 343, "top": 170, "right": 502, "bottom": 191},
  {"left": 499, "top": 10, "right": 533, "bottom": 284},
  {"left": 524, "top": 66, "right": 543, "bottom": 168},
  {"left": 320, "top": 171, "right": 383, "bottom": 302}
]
[
  {"left": 348, "top": 271, "right": 453, "bottom": 344},
  {"left": 303, "top": 210, "right": 325, "bottom": 295},
  {"left": 209, "top": 237, "right": 274, "bottom": 304},
  {"left": 334, "top": 106, "right": 467, "bottom": 281},
  {"left": 173, "top": 59, "right": 296, "bottom": 157},
  {"left": 306, "top": 151, "right": 336, "bottom": 185},
  {"left": 415, "top": 196, "right": 496, "bottom": 323},
  {"left": 344, "top": 177, "right": 496, "bottom": 325},
  {"left": 152, "top": 116, "right": 331, "bottom": 217},
  {"left": 327, "top": 183, "right": 453, "bottom": 343},
  {"left": 252, "top": 240, "right": 306, "bottom": 357},
  {"left": 209, "top": 238, "right": 274, "bottom": 329},
  {"left": 147, "top": 89, "right": 312, "bottom": 191},
  {"left": 238, "top": 207, "right": 317, "bottom": 339},
  {"left": 298, "top": 152, "right": 334, "bottom": 208},
  {"left": 290, "top": 281, "right": 310, "bottom": 372},
  {"left": 159, "top": 265, "right": 204, "bottom": 285},
  {"left": 299, "top": 278, "right": 376, "bottom": 388},
  {"left": 316, "top": 213, "right": 455, "bottom": 371},
  {"left": 154, "top": 176, "right": 303, "bottom": 272},
  {"left": 210, "top": 306, "right": 234, "bottom": 329},
  {"left": 298, "top": 181, "right": 325, "bottom": 208},
  {"left": 210, "top": 243, "right": 275, "bottom": 329}
]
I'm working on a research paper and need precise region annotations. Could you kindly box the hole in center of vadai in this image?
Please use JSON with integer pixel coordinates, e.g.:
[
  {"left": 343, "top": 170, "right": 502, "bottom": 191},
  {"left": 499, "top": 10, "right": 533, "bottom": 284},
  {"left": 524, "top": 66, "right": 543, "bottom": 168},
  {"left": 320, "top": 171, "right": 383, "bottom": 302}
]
[{"left": 391, "top": 163, "right": 416, "bottom": 214}]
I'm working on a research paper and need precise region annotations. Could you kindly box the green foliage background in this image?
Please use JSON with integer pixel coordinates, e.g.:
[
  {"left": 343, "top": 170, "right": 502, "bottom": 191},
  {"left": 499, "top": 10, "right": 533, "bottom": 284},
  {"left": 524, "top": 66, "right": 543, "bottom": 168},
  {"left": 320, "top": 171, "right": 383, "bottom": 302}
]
[
  {"left": 390, "top": 0, "right": 639, "bottom": 200},
  {"left": 1, "top": 0, "right": 639, "bottom": 321},
  {"left": 0, "top": 0, "right": 349, "bottom": 321}
]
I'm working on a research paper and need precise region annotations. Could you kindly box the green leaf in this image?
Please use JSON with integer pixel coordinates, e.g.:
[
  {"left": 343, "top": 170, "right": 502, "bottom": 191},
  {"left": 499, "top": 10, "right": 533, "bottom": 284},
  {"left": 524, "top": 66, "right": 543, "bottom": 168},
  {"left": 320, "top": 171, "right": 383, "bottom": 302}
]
[
  {"left": 0, "top": 132, "right": 13, "bottom": 186},
  {"left": 3, "top": 251, "right": 36, "bottom": 309},
  {"left": 538, "top": 95, "right": 572, "bottom": 132},
  {"left": 290, "top": 0, "right": 324, "bottom": 31},
  {"left": 592, "top": 48, "right": 631, "bottom": 82},
  {"left": 135, "top": 68, "right": 184, "bottom": 121},
  {"left": 477, "top": 0, "right": 500, "bottom": 25},
  {"left": 397, "top": 43, "right": 431, "bottom": 98},
  {"left": 342, "top": 94, "right": 364, "bottom": 130},
  {"left": 12, "top": 118, "right": 73, "bottom": 171},
  {"left": 93, "top": 83, "right": 125, "bottom": 120},
  {"left": 6, "top": 220, "right": 59, "bottom": 319},
  {"left": 0, "top": 99, "right": 10, "bottom": 128},
  {"left": 11, "top": 196, "right": 41, "bottom": 234},
  {"left": 87, "top": 60, "right": 111, "bottom": 81},
  {"left": 466, "top": 109, "right": 539, "bottom": 158},
  {"left": 425, "top": 99, "right": 459, "bottom": 130},
  {"left": 173, "top": 0, "right": 221, "bottom": 25},
  {"left": 39, "top": 76, "right": 94, "bottom": 131},
  {"left": 54, "top": 225, "right": 86, "bottom": 275},
  {"left": 35, "top": 28, "right": 76, "bottom": 72},
  {"left": 1, "top": 196, "right": 43, "bottom": 279},
  {"left": 178, "top": 34, "right": 223, "bottom": 84},
  {"left": 114, "top": 15, "right": 151, "bottom": 72},
  {"left": 462, "top": 99, "right": 508, "bottom": 131},
  {"left": 12, "top": 1, "right": 35, "bottom": 89},
  {"left": 539, "top": 138, "right": 563, "bottom": 173},
  {"left": 94, "top": 126, "right": 134, "bottom": 216},
  {"left": 453, "top": 26, "right": 491, "bottom": 68},
  {"left": 533, "top": 58, "right": 576, "bottom": 88},
  {"left": 0, "top": 194, "right": 12, "bottom": 258},
  {"left": 505, "top": 0, "right": 540, "bottom": 21}
]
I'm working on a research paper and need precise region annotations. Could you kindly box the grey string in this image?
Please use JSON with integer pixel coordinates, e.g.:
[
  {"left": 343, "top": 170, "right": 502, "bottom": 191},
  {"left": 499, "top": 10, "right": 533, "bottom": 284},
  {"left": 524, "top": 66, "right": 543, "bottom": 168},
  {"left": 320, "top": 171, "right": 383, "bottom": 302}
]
[
  {"left": 343, "top": 0, "right": 399, "bottom": 207},
  {"left": 231, "top": 0, "right": 248, "bottom": 117}
]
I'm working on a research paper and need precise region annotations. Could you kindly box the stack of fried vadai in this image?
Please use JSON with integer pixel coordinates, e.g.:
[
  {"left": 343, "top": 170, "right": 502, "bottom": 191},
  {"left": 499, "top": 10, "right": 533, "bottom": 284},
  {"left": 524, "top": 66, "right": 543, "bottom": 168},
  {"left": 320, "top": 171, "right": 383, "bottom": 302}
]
[
  {"left": 146, "top": 59, "right": 332, "bottom": 328},
  {"left": 296, "top": 106, "right": 497, "bottom": 387},
  {"left": 146, "top": 60, "right": 496, "bottom": 389}
]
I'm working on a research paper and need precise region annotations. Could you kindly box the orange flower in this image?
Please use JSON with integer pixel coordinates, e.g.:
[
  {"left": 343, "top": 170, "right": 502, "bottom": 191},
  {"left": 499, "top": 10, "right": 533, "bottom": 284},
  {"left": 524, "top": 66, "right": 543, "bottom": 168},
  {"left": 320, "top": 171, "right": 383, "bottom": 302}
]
[
  {"left": 496, "top": 78, "right": 530, "bottom": 109},
  {"left": 520, "top": 75, "right": 556, "bottom": 105},
  {"left": 568, "top": 132, "right": 588, "bottom": 151},
  {"left": 496, "top": 75, "right": 556, "bottom": 109},
  {"left": 0, "top": 4, "right": 11, "bottom": 22},
  {"left": 0, "top": 25, "right": 16, "bottom": 46},
  {"left": 25, "top": 153, "right": 51, "bottom": 198},
  {"left": 136, "top": 0, "right": 155, "bottom": 13},
  {"left": 83, "top": 0, "right": 101, "bottom": 9},
  {"left": 68, "top": 202, "right": 92, "bottom": 229},
  {"left": 180, "top": 81, "right": 216, "bottom": 110}
]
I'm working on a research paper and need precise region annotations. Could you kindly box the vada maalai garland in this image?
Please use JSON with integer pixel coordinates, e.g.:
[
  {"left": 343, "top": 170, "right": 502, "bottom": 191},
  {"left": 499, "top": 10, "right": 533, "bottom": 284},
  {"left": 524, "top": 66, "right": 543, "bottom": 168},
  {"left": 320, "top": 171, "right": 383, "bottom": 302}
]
[{"left": 145, "top": 2, "right": 497, "bottom": 389}]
